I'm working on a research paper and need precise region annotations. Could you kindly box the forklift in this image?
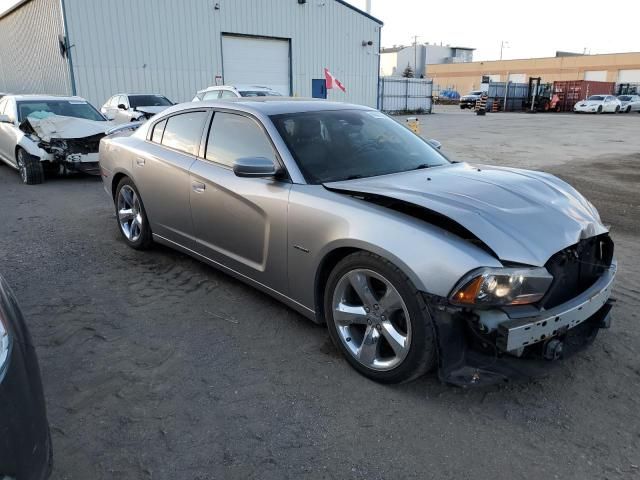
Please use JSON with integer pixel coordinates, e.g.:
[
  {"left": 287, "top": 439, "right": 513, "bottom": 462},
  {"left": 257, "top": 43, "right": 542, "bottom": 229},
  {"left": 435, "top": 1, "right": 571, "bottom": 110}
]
[{"left": 523, "top": 77, "right": 560, "bottom": 112}]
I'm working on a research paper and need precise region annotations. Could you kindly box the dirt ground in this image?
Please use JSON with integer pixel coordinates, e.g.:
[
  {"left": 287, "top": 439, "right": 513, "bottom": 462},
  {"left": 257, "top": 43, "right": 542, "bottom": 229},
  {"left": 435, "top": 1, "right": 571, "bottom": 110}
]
[{"left": 0, "top": 106, "right": 639, "bottom": 480}]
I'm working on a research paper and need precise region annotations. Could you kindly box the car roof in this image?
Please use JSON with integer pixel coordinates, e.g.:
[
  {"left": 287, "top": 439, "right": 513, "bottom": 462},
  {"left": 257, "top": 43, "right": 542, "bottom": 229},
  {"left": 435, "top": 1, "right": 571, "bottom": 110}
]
[
  {"left": 170, "top": 97, "right": 373, "bottom": 116},
  {"left": 112, "top": 93, "right": 168, "bottom": 97},
  {"left": 9, "top": 94, "right": 90, "bottom": 102},
  {"left": 198, "top": 85, "right": 275, "bottom": 93}
]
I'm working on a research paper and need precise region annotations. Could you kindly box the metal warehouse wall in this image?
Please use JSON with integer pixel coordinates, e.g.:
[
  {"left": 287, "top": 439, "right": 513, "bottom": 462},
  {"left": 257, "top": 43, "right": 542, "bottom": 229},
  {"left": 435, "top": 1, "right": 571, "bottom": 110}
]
[
  {"left": 63, "top": 0, "right": 381, "bottom": 107},
  {"left": 0, "top": 0, "right": 72, "bottom": 95}
]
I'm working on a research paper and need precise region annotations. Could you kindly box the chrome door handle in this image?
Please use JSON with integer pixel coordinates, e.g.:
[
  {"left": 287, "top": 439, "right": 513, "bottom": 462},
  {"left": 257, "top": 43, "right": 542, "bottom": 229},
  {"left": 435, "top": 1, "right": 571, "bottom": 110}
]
[
  {"left": 192, "top": 182, "right": 206, "bottom": 193},
  {"left": 136, "top": 157, "right": 145, "bottom": 166}
]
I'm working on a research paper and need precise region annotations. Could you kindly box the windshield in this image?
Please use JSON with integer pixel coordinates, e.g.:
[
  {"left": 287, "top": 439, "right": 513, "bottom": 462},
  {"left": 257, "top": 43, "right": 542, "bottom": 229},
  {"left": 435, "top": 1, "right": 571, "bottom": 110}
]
[
  {"left": 271, "top": 109, "right": 449, "bottom": 184},
  {"left": 588, "top": 95, "right": 605, "bottom": 101},
  {"left": 618, "top": 95, "right": 631, "bottom": 101},
  {"left": 469, "top": 91, "right": 483, "bottom": 96},
  {"left": 17, "top": 100, "right": 105, "bottom": 122},
  {"left": 129, "top": 95, "right": 172, "bottom": 108},
  {"left": 239, "top": 91, "right": 282, "bottom": 97}
]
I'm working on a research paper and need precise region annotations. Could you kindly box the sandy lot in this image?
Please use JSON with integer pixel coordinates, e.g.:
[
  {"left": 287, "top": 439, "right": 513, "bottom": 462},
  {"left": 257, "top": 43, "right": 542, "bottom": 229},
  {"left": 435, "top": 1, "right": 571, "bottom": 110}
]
[{"left": 0, "top": 106, "right": 638, "bottom": 479}]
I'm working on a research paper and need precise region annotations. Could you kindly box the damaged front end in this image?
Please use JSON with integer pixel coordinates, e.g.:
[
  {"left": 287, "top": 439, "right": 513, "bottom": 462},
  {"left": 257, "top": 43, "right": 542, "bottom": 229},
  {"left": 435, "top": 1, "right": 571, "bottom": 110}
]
[
  {"left": 20, "top": 114, "right": 109, "bottom": 175},
  {"left": 37, "top": 134, "right": 104, "bottom": 175},
  {"left": 429, "top": 234, "right": 616, "bottom": 387}
]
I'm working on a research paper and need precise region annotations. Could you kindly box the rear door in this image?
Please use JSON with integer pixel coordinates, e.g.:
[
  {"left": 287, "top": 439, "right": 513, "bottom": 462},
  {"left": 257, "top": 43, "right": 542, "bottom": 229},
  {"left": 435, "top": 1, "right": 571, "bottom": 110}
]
[
  {"left": 133, "top": 109, "right": 210, "bottom": 248},
  {"left": 189, "top": 110, "right": 291, "bottom": 293}
]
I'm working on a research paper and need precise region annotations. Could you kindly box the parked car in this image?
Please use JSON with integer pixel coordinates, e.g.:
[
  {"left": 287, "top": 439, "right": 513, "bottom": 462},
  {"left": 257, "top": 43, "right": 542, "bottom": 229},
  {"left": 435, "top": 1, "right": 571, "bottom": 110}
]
[
  {"left": 101, "top": 93, "right": 173, "bottom": 123},
  {"left": 459, "top": 90, "right": 484, "bottom": 109},
  {"left": 616, "top": 94, "right": 640, "bottom": 113},
  {"left": 0, "top": 274, "right": 52, "bottom": 479},
  {"left": 192, "top": 85, "right": 282, "bottom": 102},
  {"left": 99, "top": 99, "right": 616, "bottom": 386},
  {"left": 0, "top": 94, "right": 111, "bottom": 183},
  {"left": 573, "top": 95, "right": 621, "bottom": 113}
]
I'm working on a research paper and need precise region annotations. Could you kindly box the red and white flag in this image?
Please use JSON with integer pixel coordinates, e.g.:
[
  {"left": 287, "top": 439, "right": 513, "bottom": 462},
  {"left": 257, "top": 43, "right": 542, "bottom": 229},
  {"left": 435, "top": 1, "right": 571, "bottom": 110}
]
[{"left": 324, "top": 68, "right": 346, "bottom": 93}]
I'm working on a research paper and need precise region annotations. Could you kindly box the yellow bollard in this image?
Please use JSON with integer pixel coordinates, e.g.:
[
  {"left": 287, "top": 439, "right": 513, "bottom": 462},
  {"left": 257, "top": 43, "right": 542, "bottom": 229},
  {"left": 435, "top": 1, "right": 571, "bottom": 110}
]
[{"left": 406, "top": 117, "right": 420, "bottom": 134}]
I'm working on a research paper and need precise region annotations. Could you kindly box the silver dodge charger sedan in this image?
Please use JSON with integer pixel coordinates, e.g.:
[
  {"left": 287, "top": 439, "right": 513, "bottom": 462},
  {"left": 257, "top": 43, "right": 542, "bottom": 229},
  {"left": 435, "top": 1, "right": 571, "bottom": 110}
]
[{"left": 99, "top": 99, "right": 616, "bottom": 386}]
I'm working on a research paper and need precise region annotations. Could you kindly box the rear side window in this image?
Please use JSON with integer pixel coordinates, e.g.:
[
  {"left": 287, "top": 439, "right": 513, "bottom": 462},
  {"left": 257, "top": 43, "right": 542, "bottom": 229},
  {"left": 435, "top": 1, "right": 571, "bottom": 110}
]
[
  {"left": 151, "top": 119, "right": 167, "bottom": 143},
  {"left": 205, "top": 112, "right": 275, "bottom": 167},
  {"left": 161, "top": 111, "right": 208, "bottom": 155},
  {"left": 220, "top": 90, "right": 237, "bottom": 99},
  {"left": 202, "top": 90, "right": 221, "bottom": 101}
]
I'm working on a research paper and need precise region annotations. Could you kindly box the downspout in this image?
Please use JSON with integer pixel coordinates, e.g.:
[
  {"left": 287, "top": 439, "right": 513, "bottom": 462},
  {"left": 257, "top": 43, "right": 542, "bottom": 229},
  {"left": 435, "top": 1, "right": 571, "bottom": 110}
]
[
  {"left": 59, "top": 0, "right": 77, "bottom": 95},
  {"left": 376, "top": 26, "right": 381, "bottom": 109}
]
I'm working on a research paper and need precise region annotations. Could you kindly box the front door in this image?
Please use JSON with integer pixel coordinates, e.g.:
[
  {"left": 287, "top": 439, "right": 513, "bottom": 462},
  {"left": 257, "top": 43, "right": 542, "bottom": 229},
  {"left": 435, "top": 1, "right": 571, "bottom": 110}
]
[
  {"left": 312, "top": 79, "right": 327, "bottom": 99},
  {"left": 189, "top": 111, "right": 290, "bottom": 293}
]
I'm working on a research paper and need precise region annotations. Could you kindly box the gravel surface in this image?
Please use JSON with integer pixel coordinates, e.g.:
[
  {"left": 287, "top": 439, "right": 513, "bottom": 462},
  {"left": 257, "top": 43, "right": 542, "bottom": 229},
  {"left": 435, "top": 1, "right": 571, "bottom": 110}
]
[{"left": 0, "top": 107, "right": 639, "bottom": 479}]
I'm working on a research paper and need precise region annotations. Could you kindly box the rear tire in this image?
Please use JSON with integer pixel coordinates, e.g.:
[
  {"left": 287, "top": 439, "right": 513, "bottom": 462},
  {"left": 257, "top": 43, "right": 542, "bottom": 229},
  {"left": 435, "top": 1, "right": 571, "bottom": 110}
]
[
  {"left": 115, "top": 177, "right": 153, "bottom": 250},
  {"left": 16, "top": 148, "right": 44, "bottom": 185},
  {"left": 324, "top": 251, "right": 436, "bottom": 384}
]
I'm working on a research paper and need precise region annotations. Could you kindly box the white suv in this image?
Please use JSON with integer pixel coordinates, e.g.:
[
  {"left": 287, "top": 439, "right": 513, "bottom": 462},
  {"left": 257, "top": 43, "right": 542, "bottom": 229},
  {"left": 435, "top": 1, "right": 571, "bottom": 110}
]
[{"left": 192, "top": 85, "right": 282, "bottom": 102}]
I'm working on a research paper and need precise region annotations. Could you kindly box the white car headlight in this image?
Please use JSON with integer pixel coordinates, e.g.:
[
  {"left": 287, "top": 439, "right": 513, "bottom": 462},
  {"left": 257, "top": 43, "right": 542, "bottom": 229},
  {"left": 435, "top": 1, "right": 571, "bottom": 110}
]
[{"left": 450, "top": 267, "right": 553, "bottom": 307}]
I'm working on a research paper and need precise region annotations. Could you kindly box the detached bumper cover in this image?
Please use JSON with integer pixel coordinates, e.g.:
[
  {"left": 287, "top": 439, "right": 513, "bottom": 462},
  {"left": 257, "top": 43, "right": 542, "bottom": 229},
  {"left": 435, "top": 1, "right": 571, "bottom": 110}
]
[
  {"left": 0, "top": 340, "right": 51, "bottom": 479},
  {"left": 430, "top": 262, "right": 617, "bottom": 387}
]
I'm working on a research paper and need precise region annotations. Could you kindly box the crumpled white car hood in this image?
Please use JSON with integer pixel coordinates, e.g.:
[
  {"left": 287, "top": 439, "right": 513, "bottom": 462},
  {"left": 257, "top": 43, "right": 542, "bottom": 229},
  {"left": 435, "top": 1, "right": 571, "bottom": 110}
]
[{"left": 27, "top": 115, "right": 110, "bottom": 142}]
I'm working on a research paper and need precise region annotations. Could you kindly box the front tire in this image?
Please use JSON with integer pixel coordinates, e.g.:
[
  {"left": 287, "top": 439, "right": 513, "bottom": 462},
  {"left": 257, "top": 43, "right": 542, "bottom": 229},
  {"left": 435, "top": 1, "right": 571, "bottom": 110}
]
[
  {"left": 615, "top": 105, "right": 620, "bottom": 113},
  {"left": 16, "top": 148, "right": 44, "bottom": 185},
  {"left": 115, "top": 177, "right": 153, "bottom": 250},
  {"left": 597, "top": 106, "right": 603, "bottom": 114},
  {"left": 324, "top": 251, "right": 436, "bottom": 384}
]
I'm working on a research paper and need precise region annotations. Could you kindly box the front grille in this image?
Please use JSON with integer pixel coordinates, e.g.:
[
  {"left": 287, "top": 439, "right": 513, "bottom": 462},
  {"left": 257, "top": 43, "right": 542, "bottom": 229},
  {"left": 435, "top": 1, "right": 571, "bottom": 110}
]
[{"left": 541, "top": 234, "right": 613, "bottom": 309}]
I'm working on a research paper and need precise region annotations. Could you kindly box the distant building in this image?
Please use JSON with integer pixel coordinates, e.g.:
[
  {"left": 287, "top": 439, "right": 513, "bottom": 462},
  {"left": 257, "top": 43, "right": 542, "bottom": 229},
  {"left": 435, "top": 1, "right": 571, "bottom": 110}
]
[
  {"left": 380, "top": 43, "right": 474, "bottom": 77},
  {"left": 428, "top": 52, "right": 640, "bottom": 94}
]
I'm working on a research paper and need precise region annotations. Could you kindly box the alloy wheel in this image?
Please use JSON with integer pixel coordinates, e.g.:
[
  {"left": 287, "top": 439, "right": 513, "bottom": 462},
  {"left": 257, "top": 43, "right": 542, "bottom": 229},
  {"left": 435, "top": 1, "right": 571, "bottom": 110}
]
[
  {"left": 117, "top": 185, "right": 143, "bottom": 242},
  {"left": 17, "top": 150, "right": 27, "bottom": 183},
  {"left": 332, "top": 269, "right": 411, "bottom": 371}
]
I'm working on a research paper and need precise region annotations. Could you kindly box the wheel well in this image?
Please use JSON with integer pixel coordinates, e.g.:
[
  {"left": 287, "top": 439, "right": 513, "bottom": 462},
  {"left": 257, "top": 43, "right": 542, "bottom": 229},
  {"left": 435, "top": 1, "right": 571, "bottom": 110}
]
[
  {"left": 111, "top": 173, "right": 128, "bottom": 199},
  {"left": 314, "top": 247, "right": 360, "bottom": 324}
]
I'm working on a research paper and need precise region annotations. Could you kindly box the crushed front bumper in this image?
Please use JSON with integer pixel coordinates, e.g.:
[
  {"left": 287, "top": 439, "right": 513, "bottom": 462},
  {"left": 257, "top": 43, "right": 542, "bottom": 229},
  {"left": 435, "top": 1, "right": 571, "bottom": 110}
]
[{"left": 430, "top": 262, "right": 617, "bottom": 387}]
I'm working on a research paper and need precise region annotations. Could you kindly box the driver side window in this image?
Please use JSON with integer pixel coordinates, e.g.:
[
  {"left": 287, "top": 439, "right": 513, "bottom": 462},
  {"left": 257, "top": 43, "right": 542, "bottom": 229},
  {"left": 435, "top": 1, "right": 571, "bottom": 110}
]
[{"left": 205, "top": 112, "right": 276, "bottom": 168}]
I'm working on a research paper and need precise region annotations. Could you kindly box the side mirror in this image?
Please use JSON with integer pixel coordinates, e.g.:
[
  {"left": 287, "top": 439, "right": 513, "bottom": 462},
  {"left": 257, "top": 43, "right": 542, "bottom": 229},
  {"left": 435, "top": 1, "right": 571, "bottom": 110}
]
[
  {"left": 0, "top": 114, "right": 11, "bottom": 124},
  {"left": 233, "top": 157, "right": 279, "bottom": 178},
  {"left": 117, "top": 103, "right": 127, "bottom": 110},
  {"left": 427, "top": 138, "right": 442, "bottom": 150}
]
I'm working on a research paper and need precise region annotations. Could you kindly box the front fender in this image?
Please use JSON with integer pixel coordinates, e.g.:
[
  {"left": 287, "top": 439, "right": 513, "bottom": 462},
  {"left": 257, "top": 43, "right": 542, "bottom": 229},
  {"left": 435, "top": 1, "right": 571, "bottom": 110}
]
[
  {"left": 287, "top": 185, "right": 503, "bottom": 312},
  {"left": 16, "top": 136, "right": 49, "bottom": 160}
]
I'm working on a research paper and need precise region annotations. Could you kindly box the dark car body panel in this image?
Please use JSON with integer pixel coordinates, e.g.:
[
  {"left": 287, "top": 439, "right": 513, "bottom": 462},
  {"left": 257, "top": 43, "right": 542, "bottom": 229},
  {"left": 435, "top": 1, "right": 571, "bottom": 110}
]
[{"left": 0, "top": 276, "right": 51, "bottom": 479}]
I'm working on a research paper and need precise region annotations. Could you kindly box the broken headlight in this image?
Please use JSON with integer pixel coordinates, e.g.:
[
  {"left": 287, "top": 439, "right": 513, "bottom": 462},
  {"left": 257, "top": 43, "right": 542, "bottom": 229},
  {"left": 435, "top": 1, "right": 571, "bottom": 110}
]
[{"left": 449, "top": 267, "right": 553, "bottom": 307}]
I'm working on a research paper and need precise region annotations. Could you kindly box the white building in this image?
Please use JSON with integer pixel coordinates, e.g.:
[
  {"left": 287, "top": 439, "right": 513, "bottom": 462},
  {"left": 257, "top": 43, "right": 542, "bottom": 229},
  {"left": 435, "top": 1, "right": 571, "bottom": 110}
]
[
  {"left": 0, "top": 0, "right": 382, "bottom": 107},
  {"left": 380, "top": 43, "right": 474, "bottom": 77}
]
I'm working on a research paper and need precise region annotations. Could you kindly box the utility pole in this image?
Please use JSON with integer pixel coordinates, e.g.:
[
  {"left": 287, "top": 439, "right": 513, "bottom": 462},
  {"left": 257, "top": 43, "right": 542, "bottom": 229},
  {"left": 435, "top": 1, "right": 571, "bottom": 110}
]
[{"left": 500, "top": 40, "right": 510, "bottom": 60}]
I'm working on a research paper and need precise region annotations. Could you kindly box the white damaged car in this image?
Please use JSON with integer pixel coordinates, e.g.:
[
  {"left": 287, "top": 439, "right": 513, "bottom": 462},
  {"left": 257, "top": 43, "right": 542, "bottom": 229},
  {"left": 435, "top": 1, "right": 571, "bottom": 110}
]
[
  {"left": 573, "top": 95, "right": 621, "bottom": 114},
  {"left": 0, "top": 95, "right": 118, "bottom": 184}
]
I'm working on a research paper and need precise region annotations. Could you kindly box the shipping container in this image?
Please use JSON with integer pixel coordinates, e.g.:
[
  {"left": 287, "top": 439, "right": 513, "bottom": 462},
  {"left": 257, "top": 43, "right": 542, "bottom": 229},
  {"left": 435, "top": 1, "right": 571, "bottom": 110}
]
[
  {"left": 486, "top": 82, "right": 529, "bottom": 111},
  {"left": 552, "top": 80, "right": 615, "bottom": 112}
]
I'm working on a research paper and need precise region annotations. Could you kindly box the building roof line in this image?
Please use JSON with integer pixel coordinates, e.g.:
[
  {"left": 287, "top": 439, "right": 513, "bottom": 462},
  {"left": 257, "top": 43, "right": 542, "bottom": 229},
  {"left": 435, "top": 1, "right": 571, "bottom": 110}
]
[
  {"left": 333, "top": 0, "right": 383, "bottom": 25},
  {"left": 0, "top": 0, "right": 31, "bottom": 19}
]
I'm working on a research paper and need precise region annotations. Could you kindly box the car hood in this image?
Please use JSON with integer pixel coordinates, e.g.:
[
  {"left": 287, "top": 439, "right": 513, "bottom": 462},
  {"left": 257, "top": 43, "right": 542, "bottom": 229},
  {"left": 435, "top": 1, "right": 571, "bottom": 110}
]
[
  {"left": 25, "top": 114, "right": 110, "bottom": 142},
  {"left": 134, "top": 105, "right": 170, "bottom": 115},
  {"left": 577, "top": 100, "right": 603, "bottom": 106},
  {"left": 324, "top": 162, "right": 608, "bottom": 266}
]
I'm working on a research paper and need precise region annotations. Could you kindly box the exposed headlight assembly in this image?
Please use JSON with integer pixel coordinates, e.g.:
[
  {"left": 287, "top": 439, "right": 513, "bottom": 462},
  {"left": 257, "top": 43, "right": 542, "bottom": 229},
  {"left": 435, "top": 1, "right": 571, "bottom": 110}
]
[{"left": 450, "top": 267, "right": 553, "bottom": 307}]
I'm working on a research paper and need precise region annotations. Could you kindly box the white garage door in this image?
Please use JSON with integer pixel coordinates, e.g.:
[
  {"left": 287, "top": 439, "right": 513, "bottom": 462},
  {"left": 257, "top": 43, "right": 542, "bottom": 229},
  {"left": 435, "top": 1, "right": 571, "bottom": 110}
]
[
  {"left": 584, "top": 70, "right": 607, "bottom": 81},
  {"left": 222, "top": 35, "right": 290, "bottom": 95},
  {"left": 508, "top": 73, "right": 526, "bottom": 83},
  {"left": 618, "top": 69, "right": 640, "bottom": 83}
]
